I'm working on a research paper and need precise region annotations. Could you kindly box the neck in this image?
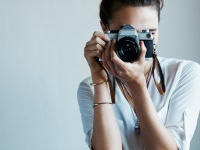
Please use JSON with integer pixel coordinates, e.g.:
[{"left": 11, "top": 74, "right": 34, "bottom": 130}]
[{"left": 144, "top": 60, "right": 153, "bottom": 78}]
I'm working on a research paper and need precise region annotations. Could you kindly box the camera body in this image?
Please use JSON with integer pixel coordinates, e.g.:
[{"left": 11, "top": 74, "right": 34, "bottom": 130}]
[{"left": 105, "top": 24, "right": 154, "bottom": 62}]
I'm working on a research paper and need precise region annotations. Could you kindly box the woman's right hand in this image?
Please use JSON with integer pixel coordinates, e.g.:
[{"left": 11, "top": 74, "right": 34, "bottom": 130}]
[{"left": 84, "top": 31, "right": 110, "bottom": 75}]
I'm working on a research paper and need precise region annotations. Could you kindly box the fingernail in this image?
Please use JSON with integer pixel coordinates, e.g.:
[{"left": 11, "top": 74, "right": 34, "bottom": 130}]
[
  {"left": 112, "top": 38, "right": 116, "bottom": 42},
  {"left": 107, "top": 41, "right": 111, "bottom": 45}
]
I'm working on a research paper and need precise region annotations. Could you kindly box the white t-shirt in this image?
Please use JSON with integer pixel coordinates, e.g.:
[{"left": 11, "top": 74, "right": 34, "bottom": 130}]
[{"left": 77, "top": 57, "right": 200, "bottom": 150}]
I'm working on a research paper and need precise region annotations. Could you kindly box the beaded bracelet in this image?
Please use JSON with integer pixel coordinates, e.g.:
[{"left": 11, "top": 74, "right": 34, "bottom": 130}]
[
  {"left": 93, "top": 102, "right": 113, "bottom": 108},
  {"left": 90, "top": 80, "right": 108, "bottom": 86}
]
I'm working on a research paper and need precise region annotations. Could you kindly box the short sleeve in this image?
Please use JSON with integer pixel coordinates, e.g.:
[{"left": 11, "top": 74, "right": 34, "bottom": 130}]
[
  {"left": 77, "top": 78, "right": 94, "bottom": 149},
  {"left": 165, "top": 62, "right": 200, "bottom": 150}
]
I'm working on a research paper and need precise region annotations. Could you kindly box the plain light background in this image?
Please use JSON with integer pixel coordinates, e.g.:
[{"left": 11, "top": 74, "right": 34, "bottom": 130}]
[{"left": 0, "top": 0, "right": 199, "bottom": 150}]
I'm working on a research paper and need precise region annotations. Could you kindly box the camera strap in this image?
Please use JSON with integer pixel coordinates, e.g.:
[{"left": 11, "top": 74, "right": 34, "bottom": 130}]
[
  {"left": 152, "top": 54, "right": 166, "bottom": 95},
  {"left": 104, "top": 68, "right": 116, "bottom": 104}
]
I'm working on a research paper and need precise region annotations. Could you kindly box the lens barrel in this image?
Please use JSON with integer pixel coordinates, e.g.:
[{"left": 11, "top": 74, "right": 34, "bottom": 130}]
[{"left": 116, "top": 37, "right": 140, "bottom": 62}]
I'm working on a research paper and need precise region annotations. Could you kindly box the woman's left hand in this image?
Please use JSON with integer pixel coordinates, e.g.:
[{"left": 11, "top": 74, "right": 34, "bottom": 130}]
[{"left": 101, "top": 39, "right": 147, "bottom": 85}]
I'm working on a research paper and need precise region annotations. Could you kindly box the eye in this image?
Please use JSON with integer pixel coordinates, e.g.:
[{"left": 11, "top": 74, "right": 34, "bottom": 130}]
[{"left": 149, "top": 29, "right": 158, "bottom": 35}]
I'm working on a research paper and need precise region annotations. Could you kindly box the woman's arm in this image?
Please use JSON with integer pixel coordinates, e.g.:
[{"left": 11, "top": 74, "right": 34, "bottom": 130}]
[
  {"left": 127, "top": 78, "right": 177, "bottom": 150},
  {"left": 91, "top": 71, "right": 122, "bottom": 150},
  {"left": 84, "top": 32, "right": 122, "bottom": 150}
]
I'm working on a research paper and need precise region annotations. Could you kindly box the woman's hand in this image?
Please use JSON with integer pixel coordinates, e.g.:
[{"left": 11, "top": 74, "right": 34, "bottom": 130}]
[
  {"left": 84, "top": 31, "right": 110, "bottom": 74},
  {"left": 102, "top": 39, "right": 147, "bottom": 85}
]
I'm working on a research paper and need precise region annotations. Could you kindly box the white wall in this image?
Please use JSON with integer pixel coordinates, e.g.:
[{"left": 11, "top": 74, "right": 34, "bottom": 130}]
[
  {"left": 159, "top": 1, "right": 200, "bottom": 149},
  {"left": 0, "top": 0, "right": 199, "bottom": 150}
]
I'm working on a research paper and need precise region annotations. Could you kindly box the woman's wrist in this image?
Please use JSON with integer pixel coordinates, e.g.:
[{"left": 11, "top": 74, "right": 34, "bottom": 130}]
[
  {"left": 126, "top": 75, "right": 147, "bottom": 91},
  {"left": 127, "top": 74, "right": 146, "bottom": 84},
  {"left": 91, "top": 70, "right": 108, "bottom": 83},
  {"left": 91, "top": 70, "right": 113, "bottom": 104}
]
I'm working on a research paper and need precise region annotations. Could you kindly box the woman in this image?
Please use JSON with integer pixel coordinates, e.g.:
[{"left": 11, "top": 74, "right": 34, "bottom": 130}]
[{"left": 77, "top": 0, "right": 200, "bottom": 149}]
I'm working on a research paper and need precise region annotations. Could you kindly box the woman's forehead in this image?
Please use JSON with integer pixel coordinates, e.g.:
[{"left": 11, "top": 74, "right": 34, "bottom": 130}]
[{"left": 109, "top": 6, "right": 158, "bottom": 31}]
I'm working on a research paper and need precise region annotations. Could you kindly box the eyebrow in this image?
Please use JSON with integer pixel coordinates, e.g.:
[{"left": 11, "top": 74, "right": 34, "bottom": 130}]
[
  {"left": 149, "top": 28, "right": 158, "bottom": 32},
  {"left": 136, "top": 28, "right": 158, "bottom": 32}
]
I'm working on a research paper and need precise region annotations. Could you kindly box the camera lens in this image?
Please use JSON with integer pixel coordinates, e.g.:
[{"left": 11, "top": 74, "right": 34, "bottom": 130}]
[
  {"left": 116, "top": 37, "right": 140, "bottom": 62},
  {"left": 121, "top": 42, "right": 135, "bottom": 55}
]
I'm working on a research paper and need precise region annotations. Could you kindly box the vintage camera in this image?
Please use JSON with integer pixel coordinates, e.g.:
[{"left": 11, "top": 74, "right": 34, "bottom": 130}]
[{"left": 105, "top": 24, "right": 154, "bottom": 62}]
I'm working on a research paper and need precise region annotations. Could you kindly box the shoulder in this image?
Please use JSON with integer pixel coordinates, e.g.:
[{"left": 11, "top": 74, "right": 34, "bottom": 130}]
[
  {"left": 77, "top": 76, "right": 93, "bottom": 95},
  {"left": 78, "top": 77, "right": 92, "bottom": 89},
  {"left": 77, "top": 77, "right": 94, "bottom": 102},
  {"left": 158, "top": 56, "right": 200, "bottom": 78},
  {"left": 158, "top": 56, "right": 198, "bottom": 69},
  {"left": 77, "top": 77, "right": 94, "bottom": 115}
]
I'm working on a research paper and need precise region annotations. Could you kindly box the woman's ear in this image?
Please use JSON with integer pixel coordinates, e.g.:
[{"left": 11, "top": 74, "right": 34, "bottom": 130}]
[{"left": 100, "top": 21, "right": 109, "bottom": 32}]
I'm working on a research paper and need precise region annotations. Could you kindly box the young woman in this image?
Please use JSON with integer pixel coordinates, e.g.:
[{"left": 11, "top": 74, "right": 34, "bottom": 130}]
[{"left": 77, "top": 0, "right": 200, "bottom": 149}]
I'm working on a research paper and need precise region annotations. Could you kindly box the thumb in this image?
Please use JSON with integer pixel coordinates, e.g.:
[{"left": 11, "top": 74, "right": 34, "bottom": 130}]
[{"left": 138, "top": 41, "right": 147, "bottom": 64}]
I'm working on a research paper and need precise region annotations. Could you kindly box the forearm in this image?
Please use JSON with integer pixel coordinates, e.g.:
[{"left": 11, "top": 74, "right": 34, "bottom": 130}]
[
  {"left": 91, "top": 72, "right": 122, "bottom": 150},
  {"left": 128, "top": 79, "right": 177, "bottom": 150}
]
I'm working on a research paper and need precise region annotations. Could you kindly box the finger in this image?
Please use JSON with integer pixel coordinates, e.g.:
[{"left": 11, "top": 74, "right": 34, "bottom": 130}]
[
  {"left": 102, "top": 41, "right": 112, "bottom": 73},
  {"left": 106, "top": 39, "right": 119, "bottom": 76},
  {"left": 110, "top": 39, "right": 117, "bottom": 59},
  {"left": 84, "top": 44, "right": 103, "bottom": 59},
  {"left": 109, "top": 39, "right": 127, "bottom": 77},
  {"left": 110, "top": 39, "right": 124, "bottom": 64},
  {"left": 85, "top": 43, "right": 104, "bottom": 53},
  {"left": 107, "top": 39, "right": 118, "bottom": 74},
  {"left": 84, "top": 45, "right": 102, "bottom": 58},
  {"left": 91, "top": 31, "right": 110, "bottom": 42},
  {"left": 109, "top": 39, "right": 122, "bottom": 77},
  {"left": 104, "top": 40, "right": 112, "bottom": 61},
  {"left": 87, "top": 36, "right": 107, "bottom": 49},
  {"left": 138, "top": 41, "right": 147, "bottom": 64}
]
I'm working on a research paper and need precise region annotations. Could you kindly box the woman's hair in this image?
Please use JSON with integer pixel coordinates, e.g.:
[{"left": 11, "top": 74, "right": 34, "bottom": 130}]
[{"left": 99, "top": 0, "right": 164, "bottom": 26}]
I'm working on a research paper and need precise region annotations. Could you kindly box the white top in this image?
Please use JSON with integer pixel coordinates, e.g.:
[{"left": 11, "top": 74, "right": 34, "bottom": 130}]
[{"left": 77, "top": 57, "right": 200, "bottom": 150}]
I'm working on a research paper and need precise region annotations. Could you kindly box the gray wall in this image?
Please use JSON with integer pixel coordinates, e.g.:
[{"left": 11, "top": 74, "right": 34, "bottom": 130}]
[
  {"left": 0, "top": 0, "right": 199, "bottom": 150},
  {"left": 159, "top": 1, "right": 200, "bottom": 149}
]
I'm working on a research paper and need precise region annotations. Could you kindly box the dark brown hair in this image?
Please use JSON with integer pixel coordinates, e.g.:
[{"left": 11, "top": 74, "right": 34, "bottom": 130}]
[{"left": 99, "top": 0, "right": 164, "bottom": 26}]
